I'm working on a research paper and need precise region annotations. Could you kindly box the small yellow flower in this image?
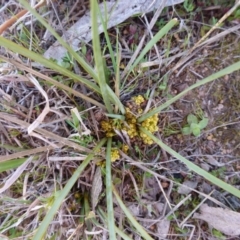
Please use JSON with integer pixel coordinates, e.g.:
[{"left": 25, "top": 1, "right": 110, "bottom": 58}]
[
  {"left": 101, "top": 120, "right": 112, "bottom": 132},
  {"left": 96, "top": 160, "right": 106, "bottom": 167},
  {"left": 126, "top": 123, "right": 138, "bottom": 138},
  {"left": 122, "top": 144, "right": 129, "bottom": 153},
  {"left": 106, "top": 131, "right": 115, "bottom": 137},
  {"left": 111, "top": 149, "right": 120, "bottom": 162},
  {"left": 132, "top": 95, "right": 145, "bottom": 105},
  {"left": 140, "top": 113, "right": 159, "bottom": 144}
]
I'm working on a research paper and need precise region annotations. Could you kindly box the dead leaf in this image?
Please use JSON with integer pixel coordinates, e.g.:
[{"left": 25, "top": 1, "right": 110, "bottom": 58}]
[
  {"left": 205, "top": 155, "right": 225, "bottom": 167},
  {"left": 143, "top": 176, "right": 160, "bottom": 200},
  {"left": 0, "top": 156, "right": 33, "bottom": 194},
  {"left": 27, "top": 74, "right": 58, "bottom": 148},
  {"left": 27, "top": 74, "right": 49, "bottom": 134},
  {"left": 193, "top": 204, "right": 240, "bottom": 236},
  {"left": 91, "top": 167, "right": 102, "bottom": 210},
  {"left": 156, "top": 219, "right": 170, "bottom": 236}
]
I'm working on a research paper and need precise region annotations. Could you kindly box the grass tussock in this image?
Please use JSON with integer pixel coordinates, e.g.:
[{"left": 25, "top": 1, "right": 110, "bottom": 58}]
[{"left": 0, "top": 0, "right": 240, "bottom": 239}]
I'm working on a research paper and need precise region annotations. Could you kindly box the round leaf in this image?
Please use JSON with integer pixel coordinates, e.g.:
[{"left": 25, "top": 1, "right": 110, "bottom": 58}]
[
  {"left": 199, "top": 118, "right": 208, "bottom": 129},
  {"left": 182, "top": 126, "right": 191, "bottom": 135},
  {"left": 191, "top": 123, "right": 201, "bottom": 136},
  {"left": 187, "top": 114, "right": 198, "bottom": 124}
]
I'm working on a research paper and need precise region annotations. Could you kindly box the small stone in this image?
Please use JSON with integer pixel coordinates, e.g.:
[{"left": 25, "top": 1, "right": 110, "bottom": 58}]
[
  {"left": 178, "top": 180, "right": 198, "bottom": 195},
  {"left": 224, "top": 74, "right": 229, "bottom": 81}
]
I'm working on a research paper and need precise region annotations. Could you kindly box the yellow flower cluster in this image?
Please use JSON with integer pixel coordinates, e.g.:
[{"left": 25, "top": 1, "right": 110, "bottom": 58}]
[
  {"left": 140, "top": 114, "right": 159, "bottom": 144},
  {"left": 101, "top": 120, "right": 115, "bottom": 137},
  {"left": 100, "top": 95, "right": 159, "bottom": 145},
  {"left": 125, "top": 108, "right": 136, "bottom": 122},
  {"left": 111, "top": 149, "right": 120, "bottom": 162},
  {"left": 133, "top": 95, "right": 145, "bottom": 105},
  {"left": 96, "top": 149, "right": 120, "bottom": 167},
  {"left": 125, "top": 123, "right": 138, "bottom": 138},
  {"left": 123, "top": 108, "right": 138, "bottom": 138}
]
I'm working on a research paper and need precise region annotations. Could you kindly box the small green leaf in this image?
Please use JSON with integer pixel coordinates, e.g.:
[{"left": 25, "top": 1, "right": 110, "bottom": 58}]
[
  {"left": 183, "top": 0, "right": 195, "bottom": 12},
  {"left": 71, "top": 112, "right": 79, "bottom": 128},
  {"left": 113, "top": 177, "right": 121, "bottom": 185},
  {"left": 212, "top": 228, "right": 225, "bottom": 239},
  {"left": 182, "top": 126, "right": 192, "bottom": 135},
  {"left": 158, "top": 82, "right": 167, "bottom": 90},
  {"left": 191, "top": 123, "right": 201, "bottom": 136},
  {"left": 81, "top": 44, "right": 87, "bottom": 56},
  {"left": 199, "top": 118, "right": 208, "bottom": 129},
  {"left": 60, "top": 61, "right": 71, "bottom": 69},
  {"left": 187, "top": 114, "right": 198, "bottom": 124},
  {"left": 65, "top": 119, "right": 75, "bottom": 129}
]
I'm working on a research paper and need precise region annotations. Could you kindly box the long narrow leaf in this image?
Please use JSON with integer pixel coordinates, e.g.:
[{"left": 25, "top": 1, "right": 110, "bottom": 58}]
[
  {"left": 0, "top": 158, "right": 27, "bottom": 173},
  {"left": 106, "top": 138, "right": 116, "bottom": 239},
  {"left": 97, "top": 208, "right": 132, "bottom": 240},
  {"left": 112, "top": 185, "right": 154, "bottom": 240},
  {"left": 0, "top": 56, "right": 106, "bottom": 109},
  {"left": 0, "top": 37, "right": 101, "bottom": 94},
  {"left": 107, "top": 86, "right": 125, "bottom": 115},
  {"left": 18, "top": 0, "right": 99, "bottom": 82},
  {"left": 91, "top": 0, "right": 113, "bottom": 113},
  {"left": 138, "top": 60, "right": 240, "bottom": 122},
  {"left": 140, "top": 127, "right": 240, "bottom": 199},
  {"left": 33, "top": 138, "right": 107, "bottom": 240},
  {"left": 114, "top": 49, "right": 121, "bottom": 113},
  {"left": 98, "top": 1, "right": 117, "bottom": 73},
  {"left": 131, "top": 18, "right": 178, "bottom": 72}
]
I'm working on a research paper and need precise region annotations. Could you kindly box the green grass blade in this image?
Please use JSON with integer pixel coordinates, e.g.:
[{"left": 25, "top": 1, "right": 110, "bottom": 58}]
[
  {"left": 33, "top": 138, "right": 107, "bottom": 240},
  {"left": 97, "top": 208, "right": 133, "bottom": 240},
  {"left": 130, "top": 18, "right": 178, "bottom": 72},
  {"left": 98, "top": 1, "right": 117, "bottom": 73},
  {"left": 114, "top": 48, "right": 121, "bottom": 113},
  {"left": 18, "top": 0, "right": 99, "bottom": 82},
  {"left": 107, "top": 86, "right": 125, "bottom": 115},
  {"left": 91, "top": 0, "right": 113, "bottom": 113},
  {"left": 0, "top": 56, "right": 105, "bottom": 108},
  {"left": 0, "top": 158, "right": 27, "bottom": 173},
  {"left": 0, "top": 37, "right": 101, "bottom": 94},
  {"left": 106, "top": 138, "right": 116, "bottom": 239},
  {"left": 112, "top": 185, "right": 154, "bottom": 240},
  {"left": 84, "top": 193, "right": 92, "bottom": 231},
  {"left": 138, "top": 60, "right": 240, "bottom": 122},
  {"left": 140, "top": 127, "right": 240, "bottom": 199}
]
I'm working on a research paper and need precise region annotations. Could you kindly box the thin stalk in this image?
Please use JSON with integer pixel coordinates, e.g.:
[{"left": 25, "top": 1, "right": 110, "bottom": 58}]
[
  {"left": 107, "top": 86, "right": 125, "bottom": 115},
  {"left": 33, "top": 138, "right": 107, "bottom": 240},
  {"left": 97, "top": 207, "right": 133, "bottom": 240},
  {"left": 18, "top": 0, "right": 99, "bottom": 82},
  {"left": 106, "top": 138, "right": 116, "bottom": 239},
  {"left": 130, "top": 18, "right": 178, "bottom": 73},
  {"left": 0, "top": 37, "right": 101, "bottom": 94},
  {"left": 98, "top": 1, "right": 117, "bottom": 73},
  {"left": 138, "top": 60, "right": 240, "bottom": 122},
  {"left": 112, "top": 185, "right": 154, "bottom": 240},
  {"left": 140, "top": 127, "right": 240, "bottom": 199},
  {"left": 91, "top": 0, "right": 113, "bottom": 113}
]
